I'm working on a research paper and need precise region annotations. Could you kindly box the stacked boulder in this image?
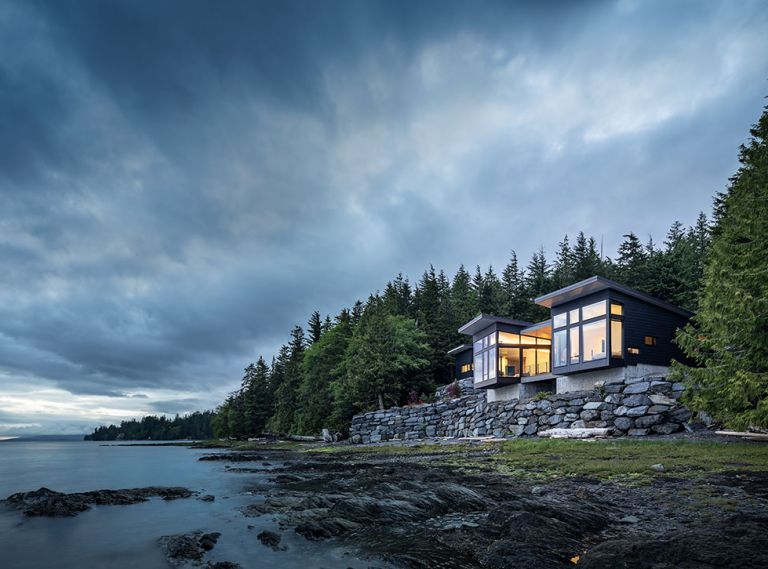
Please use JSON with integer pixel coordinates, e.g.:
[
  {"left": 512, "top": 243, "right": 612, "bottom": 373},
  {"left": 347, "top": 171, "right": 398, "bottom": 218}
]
[{"left": 349, "top": 375, "right": 692, "bottom": 443}]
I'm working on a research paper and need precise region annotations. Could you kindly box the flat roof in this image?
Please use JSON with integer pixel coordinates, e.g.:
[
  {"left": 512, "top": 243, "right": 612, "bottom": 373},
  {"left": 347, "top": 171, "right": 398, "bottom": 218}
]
[
  {"left": 447, "top": 344, "right": 472, "bottom": 356},
  {"left": 458, "top": 314, "right": 534, "bottom": 336},
  {"left": 534, "top": 276, "right": 693, "bottom": 317}
]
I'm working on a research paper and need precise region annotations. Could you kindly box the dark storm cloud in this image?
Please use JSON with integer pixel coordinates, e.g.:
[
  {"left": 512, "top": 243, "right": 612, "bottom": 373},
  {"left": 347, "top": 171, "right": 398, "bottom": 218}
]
[{"left": 1, "top": 0, "right": 767, "bottom": 432}]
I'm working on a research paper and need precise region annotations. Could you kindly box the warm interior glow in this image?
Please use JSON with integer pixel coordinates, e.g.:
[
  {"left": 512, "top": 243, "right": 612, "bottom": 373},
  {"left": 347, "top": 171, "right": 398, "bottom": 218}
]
[
  {"left": 611, "top": 320, "right": 623, "bottom": 357},
  {"left": 582, "top": 319, "right": 607, "bottom": 361},
  {"left": 582, "top": 300, "right": 607, "bottom": 320}
]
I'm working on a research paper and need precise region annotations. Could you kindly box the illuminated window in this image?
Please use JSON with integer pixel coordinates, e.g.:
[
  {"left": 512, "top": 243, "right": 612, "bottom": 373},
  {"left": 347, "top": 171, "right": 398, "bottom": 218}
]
[
  {"left": 644, "top": 336, "right": 657, "bottom": 346},
  {"left": 537, "top": 337, "right": 551, "bottom": 346},
  {"left": 611, "top": 320, "right": 623, "bottom": 357},
  {"left": 628, "top": 347, "right": 640, "bottom": 355},
  {"left": 460, "top": 363, "right": 473, "bottom": 374},
  {"left": 498, "top": 331, "right": 520, "bottom": 344},
  {"left": 569, "top": 308, "right": 580, "bottom": 324},
  {"left": 553, "top": 330, "right": 567, "bottom": 367},
  {"left": 582, "top": 300, "right": 607, "bottom": 320},
  {"left": 522, "top": 348, "right": 537, "bottom": 377},
  {"left": 498, "top": 347, "right": 520, "bottom": 377},
  {"left": 610, "top": 303, "right": 623, "bottom": 316},
  {"left": 582, "top": 319, "right": 607, "bottom": 361},
  {"left": 553, "top": 313, "right": 567, "bottom": 329},
  {"left": 569, "top": 327, "right": 580, "bottom": 364},
  {"left": 536, "top": 348, "right": 551, "bottom": 374}
]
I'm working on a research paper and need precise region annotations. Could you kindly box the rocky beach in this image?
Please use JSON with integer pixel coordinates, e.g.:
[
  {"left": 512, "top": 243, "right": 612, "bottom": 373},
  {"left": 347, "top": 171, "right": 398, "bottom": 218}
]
[{"left": 4, "top": 437, "right": 768, "bottom": 568}]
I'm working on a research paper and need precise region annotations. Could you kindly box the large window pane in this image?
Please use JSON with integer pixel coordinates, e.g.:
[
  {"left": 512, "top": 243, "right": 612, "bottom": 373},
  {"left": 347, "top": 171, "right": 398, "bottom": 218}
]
[
  {"left": 582, "top": 300, "right": 607, "bottom": 320},
  {"left": 611, "top": 320, "right": 623, "bottom": 357},
  {"left": 522, "top": 348, "right": 537, "bottom": 376},
  {"left": 498, "top": 331, "right": 520, "bottom": 345},
  {"left": 473, "top": 339, "right": 482, "bottom": 353},
  {"left": 498, "top": 347, "right": 520, "bottom": 377},
  {"left": 488, "top": 333, "right": 497, "bottom": 347},
  {"left": 553, "top": 313, "right": 567, "bottom": 329},
  {"left": 583, "top": 319, "right": 607, "bottom": 361},
  {"left": 569, "top": 308, "right": 580, "bottom": 324},
  {"left": 569, "top": 327, "right": 580, "bottom": 364},
  {"left": 474, "top": 353, "right": 483, "bottom": 383},
  {"left": 519, "top": 334, "right": 537, "bottom": 346},
  {"left": 536, "top": 348, "right": 550, "bottom": 374},
  {"left": 488, "top": 347, "right": 497, "bottom": 379},
  {"left": 553, "top": 330, "right": 567, "bottom": 367},
  {"left": 483, "top": 351, "right": 490, "bottom": 380}
]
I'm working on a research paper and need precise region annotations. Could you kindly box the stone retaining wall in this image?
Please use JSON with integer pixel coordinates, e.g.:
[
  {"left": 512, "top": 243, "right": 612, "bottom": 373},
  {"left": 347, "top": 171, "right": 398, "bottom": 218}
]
[{"left": 350, "top": 375, "right": 692, "bottom": 443}]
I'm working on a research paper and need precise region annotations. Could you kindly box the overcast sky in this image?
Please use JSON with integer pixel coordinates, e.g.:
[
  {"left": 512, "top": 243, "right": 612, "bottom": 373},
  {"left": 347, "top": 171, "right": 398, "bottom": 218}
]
[{"left": 1, "top": 0, "right": 767, "bottom": 435}]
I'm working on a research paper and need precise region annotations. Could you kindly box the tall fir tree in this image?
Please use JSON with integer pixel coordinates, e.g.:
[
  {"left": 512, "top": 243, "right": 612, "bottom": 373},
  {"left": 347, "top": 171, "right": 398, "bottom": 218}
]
[
  {"left": 241, "top": 357, "right": 273, "bottom": 435},
  {"left": 523, "top": 247, "right": 551, "bottom": 322},
  {"left": 673, "top": 105, "right": 768, "bottom": 429},
  {"left": 307, "top": 311, "right": 323, "bottom": 344},
  {"left": 269, "top": 326, "right": 306, "bottom": 433},
  {"left": 294, "top": 312, "right": 353, "bottom": 434},
  {"left": 501, "top": 251, "right": 528, "bottom": 318},
  {"left": 551, "top": 236, "right": 575, "bottom": 290}
]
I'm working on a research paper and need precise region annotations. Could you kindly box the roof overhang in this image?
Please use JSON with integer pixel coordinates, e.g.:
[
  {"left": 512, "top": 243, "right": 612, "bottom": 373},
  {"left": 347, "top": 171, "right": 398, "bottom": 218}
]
[
  {"left": 458, "top": 314, "right": 534, "bottom": 336},
  {"left": 447, "top": 344, "right": 472, "bottom": 356},
  {"left": 520, "top": 319, "right": 552, "bottom": 338},
  {"left": 534, "top": 276, "right": 693, "bottom": 318}
]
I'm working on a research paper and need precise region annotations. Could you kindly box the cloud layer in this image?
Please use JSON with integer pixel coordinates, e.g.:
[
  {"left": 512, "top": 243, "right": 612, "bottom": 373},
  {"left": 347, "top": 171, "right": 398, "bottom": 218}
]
[{"left": 1, "top": 0, "right": 767, "bottom": 434}]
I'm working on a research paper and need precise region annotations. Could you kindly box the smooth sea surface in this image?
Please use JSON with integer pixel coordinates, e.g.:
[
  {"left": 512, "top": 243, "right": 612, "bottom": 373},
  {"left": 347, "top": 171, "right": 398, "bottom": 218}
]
[{"left": 0, "top": 440, "right": 385, "bottom": 569}]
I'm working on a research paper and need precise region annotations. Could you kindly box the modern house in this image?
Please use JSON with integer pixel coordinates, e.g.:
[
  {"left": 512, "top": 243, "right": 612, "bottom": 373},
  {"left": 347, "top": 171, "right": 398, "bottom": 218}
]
[{"left": 449, "top": 276, "right": 692, "bottom": 403}]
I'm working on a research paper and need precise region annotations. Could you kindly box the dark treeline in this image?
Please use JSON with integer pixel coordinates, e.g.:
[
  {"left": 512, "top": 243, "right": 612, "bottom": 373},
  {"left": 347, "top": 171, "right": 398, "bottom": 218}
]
[
  {"left": 84, "top": 411, "right": 216, "bottom": 441},
  {"left": 214, "top": 220, "right": 711, "bottom": 438}
]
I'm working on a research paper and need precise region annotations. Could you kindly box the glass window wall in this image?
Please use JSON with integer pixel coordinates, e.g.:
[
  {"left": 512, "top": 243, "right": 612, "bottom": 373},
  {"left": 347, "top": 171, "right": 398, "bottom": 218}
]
[
  {"left": 553, "top": 313, "right": 567, "bottom": 329},
  {"left": 582, "top": 319, "right": 607, "bottom": 361},
  {"left": 553, "top": 330, "right": 567, "bottom": 367},
  {"left": 582, "top": 300, "right": 607, "bottom": 320},
  {"left": 569, "top": 327, "right": 580, "bottom": 364}
]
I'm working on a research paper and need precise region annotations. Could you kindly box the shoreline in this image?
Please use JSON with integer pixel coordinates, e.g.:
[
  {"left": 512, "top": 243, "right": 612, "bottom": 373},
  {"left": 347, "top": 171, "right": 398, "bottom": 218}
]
[{"left": 3, "top": 436, "right": 768, "bottom": 568}]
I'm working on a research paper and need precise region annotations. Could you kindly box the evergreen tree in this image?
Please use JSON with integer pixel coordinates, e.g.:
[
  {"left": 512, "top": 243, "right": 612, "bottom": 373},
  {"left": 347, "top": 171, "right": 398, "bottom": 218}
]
[
  {"left": 615, "top": 232, "right": 647, "bottom": 285},
  {"left": 269, "top": 327, "right": 306, "bottom": 433},
  {"left": 473, "top": 265, "right": 502, "bottom": 314},
  {"left": 383, "top": 273, "right": 412, "bottom": 316},
  {"left": 523, "top": 247, "right": 551, "bottom": 321},
  {"left": 501, "top": 251, "right": 528, "bottom": 318},
  {"left": 572, "top": 232, "right": 604, "bottom": 280},
  {"left": 340, "top": 298, "right": 430, "bottom": 412},
  {"left": 413, "top": 266, "right": 452, "bottom": 385},
  {"left": 241, "top": 357, "right": 273, "bottom": 435},
  {"left": 307, "top": 311, "right": 323, "bottom": 344},
  {"left": 294, "top": 313, "right": 352, "bottom": 434},
  {"left": 322, "top": 314, "right": 333, "bottom": 333},
  {"left": 673, "top": 106, "right": 768, "bottom": 429},
  {"left": 350, "top": 300, "right": 364, "bottom": 325},
  {"left": 551, "top": 236, "right": 575, "bottom": 289}
]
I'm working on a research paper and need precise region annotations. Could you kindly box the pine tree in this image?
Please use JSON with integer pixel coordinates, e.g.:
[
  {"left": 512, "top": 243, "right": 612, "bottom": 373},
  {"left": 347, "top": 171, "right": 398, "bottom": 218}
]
[
  {"left": 673, "top": 105, "right": 768, "bottom": 429},
  {"left": 350, "top": 300, "right": 364, "bottom": 325},
  {"left": 307, "top": 311, "right": 323, "bottom": 344},
  {"left": 572, "top": 232, "right": 604, "bottom": 280},
  {"left": 449, "top": 264, "right": 477, "bottom": 337},
  {"left": 523, "top": 247, "right": 551, "bottom": 321},
  {"left": 241, "top": 357, "right": 273, "bottom": 436},
  {"left": 551, "top": 236, "right": 575, "bottom": 289},
  {"left": 615, "top": 232, "right": 646, "bottom": 285},
  {"left": 340, "top": 298, "right": 430, "bottom": 412},
  {"left": 501, "top": 251, "right": 528, "bottom": 318},
  {"left": 383, "top": 273, "right": 412, "bottom": 316},
  {"left": 269, "top": 326, "right": 306, "bottom": 433},
  {"left": 294, "top": 313, "right": 352, "bottom": 434}
]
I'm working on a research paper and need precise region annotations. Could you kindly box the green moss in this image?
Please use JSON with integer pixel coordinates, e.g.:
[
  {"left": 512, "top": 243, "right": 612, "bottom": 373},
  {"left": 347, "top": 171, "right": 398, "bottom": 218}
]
[{"left": 307, "top": 438, "right": 768, "bottom": 481}]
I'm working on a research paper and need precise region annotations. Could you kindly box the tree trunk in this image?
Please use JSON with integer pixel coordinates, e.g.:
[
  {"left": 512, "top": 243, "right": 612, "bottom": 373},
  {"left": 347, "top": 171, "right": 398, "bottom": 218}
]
[{"left": 378, "top": 393, "right": 385, "bottom": 411}]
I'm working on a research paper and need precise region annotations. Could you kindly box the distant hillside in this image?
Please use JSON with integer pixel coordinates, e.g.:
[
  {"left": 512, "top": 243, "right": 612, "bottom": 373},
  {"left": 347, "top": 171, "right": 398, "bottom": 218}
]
[{"left": 84, "top": 411, "right": 215, "bottom": 441}]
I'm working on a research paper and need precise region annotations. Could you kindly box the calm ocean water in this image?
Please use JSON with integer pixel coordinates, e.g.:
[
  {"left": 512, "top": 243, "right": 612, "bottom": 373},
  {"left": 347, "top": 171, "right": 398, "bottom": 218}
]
[{"left": 0, "top": 440, "right": 384, "bottom": 569}]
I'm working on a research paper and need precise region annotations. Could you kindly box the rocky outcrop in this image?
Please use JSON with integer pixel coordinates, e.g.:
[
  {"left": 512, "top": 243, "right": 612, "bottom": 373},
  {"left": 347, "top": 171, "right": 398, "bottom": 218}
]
[
  {"left": 2, "top": 486, "right": 194, "bottom": 517},
  {"left": 350, "top": 375, "right": 692, "bottom": 443}
]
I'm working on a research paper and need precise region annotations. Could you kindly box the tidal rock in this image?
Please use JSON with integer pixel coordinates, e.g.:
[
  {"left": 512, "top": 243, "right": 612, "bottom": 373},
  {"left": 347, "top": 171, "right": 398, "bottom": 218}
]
[
  {"left": 257, "top": 530, "right": 286, "bottom": 551},
  {"left": 3, "top": 486, "right": 193, "bottom": 517}
]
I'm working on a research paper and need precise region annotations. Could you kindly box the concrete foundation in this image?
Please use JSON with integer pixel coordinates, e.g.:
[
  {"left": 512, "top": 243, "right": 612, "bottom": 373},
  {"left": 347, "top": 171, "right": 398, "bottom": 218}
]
[{"left": 555, "top": 364, "right": 671, "bottom": 393}]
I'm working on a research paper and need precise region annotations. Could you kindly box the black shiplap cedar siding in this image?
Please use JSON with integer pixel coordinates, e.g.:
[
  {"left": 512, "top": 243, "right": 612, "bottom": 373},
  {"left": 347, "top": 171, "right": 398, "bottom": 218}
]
[
  {"left": 550, "top": 290, "right": 691, "bottom": 375},
  {"left": 454, "top": 349, "right": 474, "bottom": 380},
  {"left": 607, "top": 290, "right": 691, "bottom": 368}
]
